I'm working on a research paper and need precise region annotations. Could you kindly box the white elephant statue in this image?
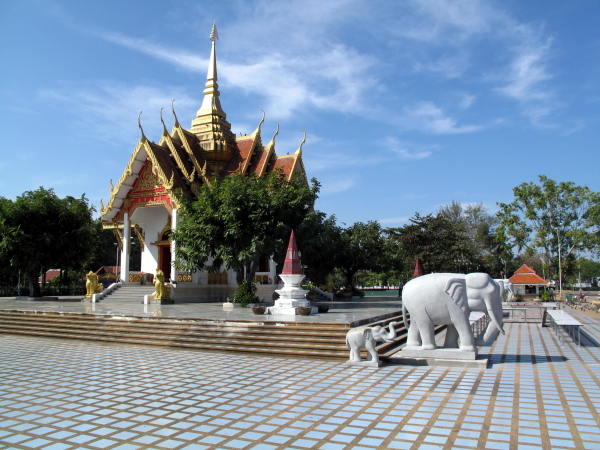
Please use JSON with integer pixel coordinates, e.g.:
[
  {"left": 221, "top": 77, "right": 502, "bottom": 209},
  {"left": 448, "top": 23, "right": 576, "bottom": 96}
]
[
  {"left": 346, "top": 322, "right": 398, "bottom": 364},
  {"left": 402, "top": 273, "right": 505, "bottom": 352},
  {"left": 494, "top": 279, "right": 515, "bottom": 301}
]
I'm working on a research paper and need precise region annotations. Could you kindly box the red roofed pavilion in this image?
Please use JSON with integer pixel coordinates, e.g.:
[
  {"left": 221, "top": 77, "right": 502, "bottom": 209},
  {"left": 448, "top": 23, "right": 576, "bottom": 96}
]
[{"left": 509, "top": 264, "right": 548, "bottom": 299}]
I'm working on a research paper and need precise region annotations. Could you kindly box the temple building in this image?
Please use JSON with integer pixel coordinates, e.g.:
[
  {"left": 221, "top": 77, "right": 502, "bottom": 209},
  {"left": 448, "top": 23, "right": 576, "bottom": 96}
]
[
  {"left": 509, "top": 264, "right": 548, "bottom": 300},
  {"left": 100, "top": 24, "right": 307, "bottom": 301}
]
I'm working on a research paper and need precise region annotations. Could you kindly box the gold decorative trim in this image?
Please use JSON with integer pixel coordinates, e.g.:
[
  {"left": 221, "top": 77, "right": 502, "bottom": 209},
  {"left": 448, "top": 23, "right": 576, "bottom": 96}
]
[
  {"left": 142, "top": 140, "right": 180, "bottom": 208},
  {"left": 177, "top": 274, "right": 193, "bottom": 282},
  {"left": 134, "top": 224, "right": 145, "bottom": 248},
  {"left": 129, "top": 274, "right": 143, "bottom": 282},
  {"left": 175, "top": 126, "right": 211, "bottom": 186},
  {"left": 101, "top": 140, "right": 143, "bottom": 216},
  {"left": 253, "top": 274, "right": 269, "bottom": 284},
  {"left": 113, "top": 228, "right": 123, "bottom": 251}
]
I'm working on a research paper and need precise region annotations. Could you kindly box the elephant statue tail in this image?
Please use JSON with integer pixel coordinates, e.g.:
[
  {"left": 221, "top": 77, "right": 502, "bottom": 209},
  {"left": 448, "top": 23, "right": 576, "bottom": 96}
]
[{"left": 402, "top": 301, "right": 408, "bottom": 332}]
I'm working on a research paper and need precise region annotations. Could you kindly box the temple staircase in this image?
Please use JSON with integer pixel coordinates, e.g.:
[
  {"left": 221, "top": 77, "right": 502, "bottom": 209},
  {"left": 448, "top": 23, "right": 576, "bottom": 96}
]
[
  {"left": 0, "top": 310, "right": 431, "bottom": 361},
  {"left": 99, "top": 285, "right": 155, "bottom": 303}
]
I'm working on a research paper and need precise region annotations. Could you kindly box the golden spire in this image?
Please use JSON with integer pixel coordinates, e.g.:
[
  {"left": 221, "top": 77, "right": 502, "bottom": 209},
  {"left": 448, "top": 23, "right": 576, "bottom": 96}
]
[{"left": 196, "top": 22, "right": 225, "bottom": 119}]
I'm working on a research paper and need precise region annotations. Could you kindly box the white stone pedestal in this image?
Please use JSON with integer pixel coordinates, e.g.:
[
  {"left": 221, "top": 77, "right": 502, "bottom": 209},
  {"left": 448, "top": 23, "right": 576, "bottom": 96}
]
[
  {"left": 400, "top": 347, "right": 478, "bottom": 360},
  {"left": 266, "top": 274, "right": 317, "bottom": 315}
]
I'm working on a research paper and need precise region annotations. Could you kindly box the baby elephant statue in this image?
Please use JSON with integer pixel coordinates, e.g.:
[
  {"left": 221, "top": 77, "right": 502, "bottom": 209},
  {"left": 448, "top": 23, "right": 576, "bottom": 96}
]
[{"left": 346, "top": 322, "right": 398, "bottom": 365}]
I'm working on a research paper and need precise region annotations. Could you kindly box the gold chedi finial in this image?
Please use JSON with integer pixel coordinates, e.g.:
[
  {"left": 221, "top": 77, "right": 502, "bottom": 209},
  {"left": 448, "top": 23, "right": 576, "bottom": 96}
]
[
  {"left": 210, "top": 22, "right": 219, "bottom": 41},
  {"left": 193, "top": 22, "right": 226, "bottom": 121}
]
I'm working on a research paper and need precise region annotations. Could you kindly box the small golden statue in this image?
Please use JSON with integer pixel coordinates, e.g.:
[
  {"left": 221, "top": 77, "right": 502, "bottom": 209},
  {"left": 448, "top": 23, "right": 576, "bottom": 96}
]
[
  {"left": 85, "top": 271, "right": 102, "bottom": 298},
  {"left": 154, "top": 269, "right": 170, "bottom": 300}
]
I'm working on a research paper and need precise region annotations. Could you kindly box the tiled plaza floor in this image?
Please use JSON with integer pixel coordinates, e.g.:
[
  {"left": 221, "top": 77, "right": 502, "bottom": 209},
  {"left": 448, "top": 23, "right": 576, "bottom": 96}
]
[{"left": 1, "top": 306, "right": 599, "bottom": 450}]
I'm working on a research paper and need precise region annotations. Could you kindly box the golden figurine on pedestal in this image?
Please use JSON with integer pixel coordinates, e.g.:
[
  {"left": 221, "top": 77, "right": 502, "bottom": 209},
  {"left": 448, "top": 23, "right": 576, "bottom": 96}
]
[
  {"left": 154, "top": 269, "right": 170, "bottom": 300},
  {"left": 85, "top": 271, "right": 102, "bottom": 298}
]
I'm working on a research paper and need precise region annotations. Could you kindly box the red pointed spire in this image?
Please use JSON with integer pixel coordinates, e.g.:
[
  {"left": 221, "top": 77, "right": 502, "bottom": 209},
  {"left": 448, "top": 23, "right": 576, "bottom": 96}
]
[
  {"left": 413, "top": 258, "right": 423, "bottom": 278},
  {"left": 281, "top": 230, "right": 302, "bottom": 274}
]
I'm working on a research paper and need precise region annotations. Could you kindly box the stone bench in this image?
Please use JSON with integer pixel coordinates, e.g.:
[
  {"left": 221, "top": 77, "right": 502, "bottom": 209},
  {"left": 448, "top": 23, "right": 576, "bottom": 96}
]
[{"left": 544, "top": 309, "right": 583, "bottom": 347}]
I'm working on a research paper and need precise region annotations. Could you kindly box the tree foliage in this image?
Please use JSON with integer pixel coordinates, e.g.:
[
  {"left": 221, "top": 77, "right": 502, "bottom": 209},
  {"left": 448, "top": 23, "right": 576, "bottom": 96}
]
[
  {"left": 386, "top": 212, "right": 474, "bottom": 277},
  {"left": 173, "top": 170, "right": 320, "bottom": 286},
  {"left": 333, "top": 221, "right": 387, "bottom": 289},
  {"left": 496, "top": 175, "right": 600, "bottom": 281},
  {"left": 0, "top": 187, "right": 96, "bottom": 296},
  {"left": 437, "top": 201, "right": 504, "bottom": 275}
]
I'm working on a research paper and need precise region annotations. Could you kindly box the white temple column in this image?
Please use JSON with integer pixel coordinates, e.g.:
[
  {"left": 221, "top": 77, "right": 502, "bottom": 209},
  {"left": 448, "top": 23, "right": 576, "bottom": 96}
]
[
  {"left": 121, "top": 212, "right": 131, "bottom": 283},
  {"left": 171, "top": 208, "right": 178, "bottom": 282}
]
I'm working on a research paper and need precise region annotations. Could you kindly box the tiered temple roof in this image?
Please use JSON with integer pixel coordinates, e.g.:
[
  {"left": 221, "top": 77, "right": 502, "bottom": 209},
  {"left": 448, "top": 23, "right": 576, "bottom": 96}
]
[{"left": 101, "top": 24, "right": 306, "bottom": 227}]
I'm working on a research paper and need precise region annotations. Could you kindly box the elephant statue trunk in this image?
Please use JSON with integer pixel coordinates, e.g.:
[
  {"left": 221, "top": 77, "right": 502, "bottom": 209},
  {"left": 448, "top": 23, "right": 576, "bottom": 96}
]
[{"left": 468, "top": 277, "right": 505, "bottom": 345}]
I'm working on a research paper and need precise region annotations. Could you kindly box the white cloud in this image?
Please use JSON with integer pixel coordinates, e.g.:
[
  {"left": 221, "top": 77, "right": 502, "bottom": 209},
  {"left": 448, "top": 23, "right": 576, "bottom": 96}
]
[
  {"left": 459, "top": 94, "right": 476, "bottom": 109},
  {"left": 383, "top": 137, "right": 434, "bottom": 160},
  {"left": 39, "top": 82, "right": 197, "bottom": 145},
  {"left": 86, "top": 26, "right": 376, "bottom": 120},
  {"left": 496, "top": 40, "right": 557, "bottom": 124},
  {"left": 321, "top": 177, "right": 357, "bottom": 195},
  {"left": 403, "top": 102, "right": 481, "bottom": 134},
  {"left": 74, "top": 0, "right": 559, "bottom": 128}
]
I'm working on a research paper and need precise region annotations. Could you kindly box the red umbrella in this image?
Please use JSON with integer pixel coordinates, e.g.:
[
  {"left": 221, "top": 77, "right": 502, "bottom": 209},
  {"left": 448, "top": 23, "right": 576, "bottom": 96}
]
[{"left": 413, "top": 259, "right": 423, "bottom": 278}]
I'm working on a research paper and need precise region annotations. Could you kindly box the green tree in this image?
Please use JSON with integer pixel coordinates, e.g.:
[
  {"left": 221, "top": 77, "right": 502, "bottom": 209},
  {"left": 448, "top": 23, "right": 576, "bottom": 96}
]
[
  {"left": 438, "top": 201, "right": 505, "bottom": 275},
  {"left": 579, "top": 258, "right": 600, "bottom": 287},
  {"left": 294, "top": 212, "right": 340, "bottom": 286},
  {"left": 386, "top": 212, "right": 475, "bottom": 277},
  {"left": 333, "top": 221, "right": 387, "bottom": 289},
  {"left": 173, "top": 170, "right": 320, "bottom": 287},
  {"left": 496, "top": 175, "right": 600, "bottom": 282},
  {"left": 0, "top": 187, "right": 96, "bottom": 297}
]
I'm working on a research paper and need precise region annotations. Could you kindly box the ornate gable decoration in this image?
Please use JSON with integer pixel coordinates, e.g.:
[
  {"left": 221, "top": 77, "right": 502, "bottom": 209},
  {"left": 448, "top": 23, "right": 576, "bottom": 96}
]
[{"left": 133, "top": 161, "right": 162, "bottom": 193}]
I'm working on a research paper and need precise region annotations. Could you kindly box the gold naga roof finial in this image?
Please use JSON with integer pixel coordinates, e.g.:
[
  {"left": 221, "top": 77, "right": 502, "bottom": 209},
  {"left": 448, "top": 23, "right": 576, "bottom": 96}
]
[
  {"left": 296, "top": 129, "right": 306, "bottom": 155},
  {"left": 265, "top": 122, "right": 279, "bottom": 149},
  {"left": 171, "top": 100, "right": 180, "bottom": 127},
  {"left": 160, "top": 107, "right": 168, "bottom": 136},
  {"left": 138, "top": 111, "right": 147, "bottom": 141},
  {"left": 258, "top": 109, "right": 265, "bottom": 132}
]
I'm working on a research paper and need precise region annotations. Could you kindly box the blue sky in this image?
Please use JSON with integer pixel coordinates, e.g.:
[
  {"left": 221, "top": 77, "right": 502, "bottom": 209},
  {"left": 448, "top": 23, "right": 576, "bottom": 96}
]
[{"left": 1, "top": 0, "right": 599, "bottom": 227}]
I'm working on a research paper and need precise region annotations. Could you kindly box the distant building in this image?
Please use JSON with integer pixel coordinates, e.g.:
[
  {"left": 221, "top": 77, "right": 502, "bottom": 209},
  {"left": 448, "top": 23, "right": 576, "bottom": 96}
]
[
  {"left": 509, "top": 264, "right": 548, "bottom": 299},
  {"left": 38, "top": 270, "right": 60, "bottom": 284},
  {"left": 100, "top": 25, "right": 307, "bottom": 301}
]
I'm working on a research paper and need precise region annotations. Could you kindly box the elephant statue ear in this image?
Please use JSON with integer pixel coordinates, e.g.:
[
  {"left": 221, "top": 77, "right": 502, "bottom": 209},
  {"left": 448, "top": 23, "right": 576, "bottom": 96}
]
[
  {"left": 445, "top": 278, "right": 469, "bottom": 313},
  {"left": 363, "top": 329, "right": 373, "bottom": 340}
]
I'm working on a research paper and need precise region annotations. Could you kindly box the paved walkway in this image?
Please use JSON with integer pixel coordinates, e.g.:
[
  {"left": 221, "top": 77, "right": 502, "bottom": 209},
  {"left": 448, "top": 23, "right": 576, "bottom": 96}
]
[{"left": 1, "top": 306, "right": 599, "bottom": 450}]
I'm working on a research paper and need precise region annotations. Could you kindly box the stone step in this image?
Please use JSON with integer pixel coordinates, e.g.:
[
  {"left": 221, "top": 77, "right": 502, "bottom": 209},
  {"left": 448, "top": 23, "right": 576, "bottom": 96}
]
[
  {"left": 0, "top": 316, "right": 349, "bottom": 339},
  {"left": 0, "top": 329, "right": 350, "bottom": 358},
  {"left": 0, "top": 324, "right": 348, "bottom": 351},
  {"left": 0, "top": 311, "right": 414, "bottom": 360}
]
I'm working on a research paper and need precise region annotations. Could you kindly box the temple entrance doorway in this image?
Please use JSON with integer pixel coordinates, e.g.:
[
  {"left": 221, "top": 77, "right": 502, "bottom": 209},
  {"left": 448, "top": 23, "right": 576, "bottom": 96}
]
[{"left": 159, "top": 245, "right": 171, "bottom": 280}]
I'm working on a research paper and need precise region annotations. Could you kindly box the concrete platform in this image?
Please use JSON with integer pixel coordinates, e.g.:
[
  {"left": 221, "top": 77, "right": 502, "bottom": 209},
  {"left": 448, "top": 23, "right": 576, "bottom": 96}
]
[{"left": 0, "top": 296, "right": 403, "bottom": 327}]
